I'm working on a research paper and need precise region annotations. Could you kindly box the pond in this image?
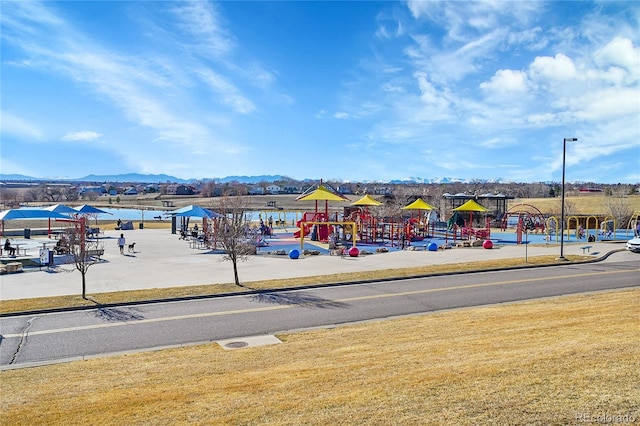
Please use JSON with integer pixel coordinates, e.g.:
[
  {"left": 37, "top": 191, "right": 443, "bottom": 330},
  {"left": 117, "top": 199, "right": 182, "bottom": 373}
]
[{"left": 94, "top": 208, "right": 305, "bottom": 225}]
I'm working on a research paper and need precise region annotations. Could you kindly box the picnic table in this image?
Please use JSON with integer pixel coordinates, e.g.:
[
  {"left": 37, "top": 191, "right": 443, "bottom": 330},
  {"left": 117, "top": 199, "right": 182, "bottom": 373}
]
[{"left": 12, "top": 243, "right": 28, "bottom": 257}]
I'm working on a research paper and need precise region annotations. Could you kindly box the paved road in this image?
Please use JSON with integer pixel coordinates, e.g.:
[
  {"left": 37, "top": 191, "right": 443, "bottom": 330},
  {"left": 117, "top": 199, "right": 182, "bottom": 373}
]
[{"left": 1, "top": 259, "right": 637, "bottom": 369}]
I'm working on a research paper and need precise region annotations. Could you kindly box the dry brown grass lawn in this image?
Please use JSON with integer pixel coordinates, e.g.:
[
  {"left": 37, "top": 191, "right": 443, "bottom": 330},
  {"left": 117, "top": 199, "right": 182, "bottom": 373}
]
[
  {"left": 509, "top": 194, "right": 640, "bottom": 216},
  {"left": 1, "top": 289, "right": 638, "bottom": 425}
]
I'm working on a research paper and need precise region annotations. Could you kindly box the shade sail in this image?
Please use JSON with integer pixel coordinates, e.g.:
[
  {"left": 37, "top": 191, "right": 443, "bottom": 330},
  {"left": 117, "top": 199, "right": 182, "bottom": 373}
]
[
  {"left": 74, "top": 205, "right": 112, "bottom": 215},
  {"left": 453, "top": 200, "right": 489, "bottom": 212},
  {"left": 401, "top": 198, "right": 436, "bottom": 210},
  {"left": 0, "top": 209, "right": 71, "bottom": 221},
  {"left": 44, "top": 204, "right": 78, "bottom": 214},
  {"left": 351, "top": 194, "right": 382, "bottom": 206},
  {"left": 296, "top": 185, "right": 348, "bottom": 202},
  {"left": 171, "top": 205, "right": 222, "bottom": 218}
]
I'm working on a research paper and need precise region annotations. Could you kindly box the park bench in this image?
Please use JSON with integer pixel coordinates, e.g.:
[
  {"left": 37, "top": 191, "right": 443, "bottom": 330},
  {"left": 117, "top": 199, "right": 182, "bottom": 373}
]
[
  {"left": 86, "top": 227, "right": 102, "bottom": 239},
  {"left": 580, "top": 245, "right": 593, "bottom": 254}
]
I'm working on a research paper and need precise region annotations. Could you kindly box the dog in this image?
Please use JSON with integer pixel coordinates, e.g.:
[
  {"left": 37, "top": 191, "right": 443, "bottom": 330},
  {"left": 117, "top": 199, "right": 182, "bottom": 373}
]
[{"left": 128, "top": 242, "right": 136, "bottom": 253}]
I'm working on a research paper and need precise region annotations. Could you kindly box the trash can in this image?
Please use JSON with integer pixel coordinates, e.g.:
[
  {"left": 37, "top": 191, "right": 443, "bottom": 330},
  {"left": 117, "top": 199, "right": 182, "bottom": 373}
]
[
  {"left": 24, "top": 228, "right": 31, "bottom": 239},
  {"left": 139, "top": 222, "right": 144, "bottom": 229}
]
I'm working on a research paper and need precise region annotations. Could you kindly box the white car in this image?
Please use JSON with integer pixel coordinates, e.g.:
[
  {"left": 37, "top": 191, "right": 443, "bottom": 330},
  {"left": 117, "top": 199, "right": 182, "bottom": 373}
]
[{"left": 626, "top": 236, "right": 640, "bottom": 253}]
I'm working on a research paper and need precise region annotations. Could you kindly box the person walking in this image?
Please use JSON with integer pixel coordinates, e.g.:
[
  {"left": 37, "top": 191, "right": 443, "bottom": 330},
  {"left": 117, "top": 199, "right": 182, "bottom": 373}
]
[{"left": 117, "top": 233, "right": 126, "bottom": 255}]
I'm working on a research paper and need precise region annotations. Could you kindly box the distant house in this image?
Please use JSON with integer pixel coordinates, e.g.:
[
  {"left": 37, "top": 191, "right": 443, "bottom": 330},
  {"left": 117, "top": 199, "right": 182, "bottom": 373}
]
[
  {"left": 79, "top": 186, "right": 106, "bottom": 195},
  {"left": 266, "top": 184, "right": 281, "bottom": 194},
  {"left": 282, "top": 185, "right": 303, "bottom": 194},
  {"left": 248, "top": 186, "right": 265, "bottom": 195},
  {"left": 123, "top": 187, "right": 138, "bottom": 195},
  {"left": 108, "top": 189, "right": 118, "bottom": 196},
  {"left": 372, "top": 186, "right": 393, "bottom": 195},
  {"left": 176, "top": 185, "right": 196, "bottom": 195},
  {"left": 144, "top": 184, "right": 159, "bottom": 193}
]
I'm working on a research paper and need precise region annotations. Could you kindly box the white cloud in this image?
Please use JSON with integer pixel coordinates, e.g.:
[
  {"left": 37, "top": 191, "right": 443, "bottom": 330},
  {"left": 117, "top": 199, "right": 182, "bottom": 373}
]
[
  {"left": 1, "top": 1, "right": 243, "bottom": 156},
  {"left": 506, "top": 27, "right": 548, "bottom": 50},
  {"left": 480, "top": 69, "right": 529, "bottom": 96},
  {"left": 169, "top": 1, "right": 234, "bottom": 58},
  {"left": 0, "top": 112, "right": 44, "bottom": 140},
  {"left": 414, "top": 72, "right": 450, "bottom": 110},
  {"left": 61, "top": 131, "right": 102, "bottom": 142},
  {"left": 529, "top": 53, "right": 577, "bottom": 81},
  {"left": 406, "top": 0, "right": 543, "bottom": 41},
  {"left": 594, "top": 37, "right": 640, "bottom": 71},
  {"left": 570, "top": 87, "right": 640, "bottom": 121},
  {"left": 195, "top": 68, "right": 255, "bottom": 114}
]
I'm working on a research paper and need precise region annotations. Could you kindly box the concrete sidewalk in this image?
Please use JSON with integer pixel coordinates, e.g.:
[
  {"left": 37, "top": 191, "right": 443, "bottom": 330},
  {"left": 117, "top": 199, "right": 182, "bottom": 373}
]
[{"left": 0, "top": 228, "right": 631, "bottom": 301}]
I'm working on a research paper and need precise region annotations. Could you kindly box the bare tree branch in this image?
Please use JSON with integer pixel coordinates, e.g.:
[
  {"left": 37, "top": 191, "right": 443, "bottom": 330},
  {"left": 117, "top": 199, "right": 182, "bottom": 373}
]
[{"left": 213, "top": 195, "right": 256, "bottom": 287}]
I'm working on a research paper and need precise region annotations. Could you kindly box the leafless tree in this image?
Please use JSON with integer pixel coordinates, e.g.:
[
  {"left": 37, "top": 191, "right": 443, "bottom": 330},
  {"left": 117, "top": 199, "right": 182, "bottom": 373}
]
[
  {"left": 84, "top": 191, "right": 100, "bottom": 201},
  {"left": 603, "top": 189, "right": 632, "bottom": 227},
  {"left": 0, "top": 188, "right": 22, "bottom": 207},
  {"left": 65, "top": 218, "right": 104, "bottom": 299},
  {"left": 213, "top": 195, "right": 255, "bottom": 287},
  {"left": 378, "top": 186, "right": 412, "bottom": 221},
  {"left": 200, "top": 181, "right": 216, "bottom": 198}
]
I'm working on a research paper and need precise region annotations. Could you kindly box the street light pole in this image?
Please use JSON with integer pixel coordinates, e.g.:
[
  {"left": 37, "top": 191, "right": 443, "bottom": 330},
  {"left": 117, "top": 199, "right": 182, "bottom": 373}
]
[{"left": 559, "top": 137, "right": 577, "bottom": 260}]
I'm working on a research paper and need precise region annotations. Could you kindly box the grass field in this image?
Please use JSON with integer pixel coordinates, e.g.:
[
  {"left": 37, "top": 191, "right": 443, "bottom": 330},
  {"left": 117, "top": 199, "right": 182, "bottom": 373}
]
[
  {"left": 509, "top": 195, "right": 640, "bottom": 217},
  {"left": 1, "top": 289, "right": 638, "bottom": 425}
]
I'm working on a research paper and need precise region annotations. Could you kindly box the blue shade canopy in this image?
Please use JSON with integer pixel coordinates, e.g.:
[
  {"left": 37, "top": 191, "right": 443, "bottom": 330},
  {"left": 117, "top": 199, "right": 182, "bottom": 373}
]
[
  {"left": 171, "top": 205, "right": 222, "bottom": 218},
  {"left": 44, "top": 204, "right": 78, "bottom": 214},
  {"left": 0, "top": 209, "right": 71, "bottom": 221},
  {"left": 74, "top": 205, "right": 112, "bottom": 215}
]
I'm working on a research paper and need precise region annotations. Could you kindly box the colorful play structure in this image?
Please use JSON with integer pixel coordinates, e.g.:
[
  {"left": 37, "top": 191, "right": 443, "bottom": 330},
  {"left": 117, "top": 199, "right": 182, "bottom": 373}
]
[
  {"left": 499, "top": 204, "right": 546, "bottom": 244},
  {"left": 292, "top": 183, "right": 498, "bottom": 250},
  {"left": 173, "top": 186, "right": 640, "bottom": 255}
]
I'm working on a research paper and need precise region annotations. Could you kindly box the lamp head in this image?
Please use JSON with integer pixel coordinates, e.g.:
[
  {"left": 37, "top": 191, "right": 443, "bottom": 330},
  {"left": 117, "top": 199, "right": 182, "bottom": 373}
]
[{"left": 564, "top": 137, "right": 578, "bottom": 142}]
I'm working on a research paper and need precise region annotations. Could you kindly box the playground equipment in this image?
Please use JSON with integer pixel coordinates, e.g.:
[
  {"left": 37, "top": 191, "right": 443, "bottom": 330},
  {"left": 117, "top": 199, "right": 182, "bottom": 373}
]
[
  {"left": 296, "top": 183, "right": 350, "bottom": 243},
  {"left": 627, "top": 211, "right": 640, "bottom": 236},
  {"left": 294, "top": 212, "right": 325, "bottom": 239},
  {"left": 259, "top": 210, "right": 290, "bottom": 229},
  {"left": 452, "top": 200, "right": 490, "bottom": 240},
  {"left": 298, "top": 221, "right": 356, "bottom": 250},
  {"left": 289, "top": 249, "right": 300, "bottom": 259},
  {"left": 402, "top": 198, "right": 437, "bottom": 241},
  {"left": 345, "top": 207, "right": 378, "bottom": 243},
  {"left": 500, "top": 204, "right": 546, "bottom": 233},
  {"left": 349, "top": 195, "right": 383, "bottom": 243}
]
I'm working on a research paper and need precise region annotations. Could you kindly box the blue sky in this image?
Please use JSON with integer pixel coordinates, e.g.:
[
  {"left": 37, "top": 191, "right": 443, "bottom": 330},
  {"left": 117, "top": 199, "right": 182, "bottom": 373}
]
[{"left": 1, "top": 1, "right": 639, "bottom": 183}]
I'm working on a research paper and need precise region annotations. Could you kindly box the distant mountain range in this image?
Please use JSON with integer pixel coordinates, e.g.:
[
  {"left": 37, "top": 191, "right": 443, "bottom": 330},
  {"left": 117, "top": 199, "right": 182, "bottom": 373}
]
[
  {"left": 0, "top": 173, "right": 289, "bottom": 184},
  {"left": 0, "top": 173, "right": 508, "bottom": 185}
]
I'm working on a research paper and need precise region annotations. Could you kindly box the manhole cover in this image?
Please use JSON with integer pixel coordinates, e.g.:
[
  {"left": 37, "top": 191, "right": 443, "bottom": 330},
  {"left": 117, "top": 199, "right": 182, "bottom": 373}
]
[{"left": 225, "top": 341, "right": 249, "bottom": 349}]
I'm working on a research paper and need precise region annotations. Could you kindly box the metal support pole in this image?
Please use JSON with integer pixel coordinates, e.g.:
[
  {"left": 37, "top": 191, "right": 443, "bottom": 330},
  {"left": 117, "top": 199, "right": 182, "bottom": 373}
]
[{"left": 559, "top": 137, "right": 577, "bottom": 260}]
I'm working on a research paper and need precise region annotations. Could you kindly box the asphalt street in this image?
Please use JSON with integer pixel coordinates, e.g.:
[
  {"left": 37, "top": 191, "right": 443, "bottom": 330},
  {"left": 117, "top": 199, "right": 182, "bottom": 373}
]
[{"left": 1, "top": 259, "right": 637, "bottom": 369}]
